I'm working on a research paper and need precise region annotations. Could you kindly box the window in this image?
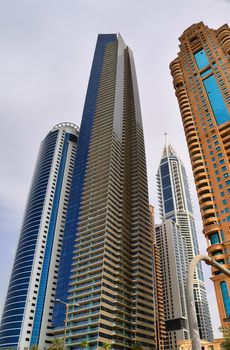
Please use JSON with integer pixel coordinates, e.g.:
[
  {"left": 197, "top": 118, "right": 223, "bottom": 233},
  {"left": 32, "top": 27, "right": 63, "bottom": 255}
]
[
  {"left": 203, "top": 75, "right": 230, "bottom": 126},
  {"left": 194, "top": 49, "right": 209, "bottom": 69},
  {"left": 210, "top": 233, "right": 220, "bottom": 244},
  {"left": 220, "top": 282, "right": 230, "bottom": 317}
]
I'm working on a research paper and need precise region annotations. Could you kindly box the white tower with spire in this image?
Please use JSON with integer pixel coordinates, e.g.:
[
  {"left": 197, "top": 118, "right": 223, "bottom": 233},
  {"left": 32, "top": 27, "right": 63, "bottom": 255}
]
[{"left": 156, "top": 138, "right": 213, "bottom": 346}]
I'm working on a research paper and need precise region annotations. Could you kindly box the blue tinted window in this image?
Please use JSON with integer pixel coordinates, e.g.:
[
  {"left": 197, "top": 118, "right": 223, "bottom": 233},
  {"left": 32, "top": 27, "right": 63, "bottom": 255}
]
[
  {"left": 0, "top": 329, "right": 21, "bottom": 337},
  {"left": 163, "top": 186, "right": 172, "bottom": 200},
  {"left": 194, "top": 49, "right": 209, "bottom": 69},
  {"left": 160, "top": 163, "right": 169, "bottom": 177},
  {"left": 210, "top": 233, "right": 220, "bottom": 244},
  {"left": 0, "top": 322, "right": 22, "bottom": 331},
  {"left": 220, "top": 282, "right": 230, "bottom": 317},
  {"left": 203, "top": 75, "right": 230, "bottom": 125},
  {"left": 164, "top": 199, "right": 174, "bottom": 213},
  {"left": 1, "top": 306, "right": 25, "bottom": 319},
  {"left": 162, "top": 175, "right": 171, "bottom": 188}
]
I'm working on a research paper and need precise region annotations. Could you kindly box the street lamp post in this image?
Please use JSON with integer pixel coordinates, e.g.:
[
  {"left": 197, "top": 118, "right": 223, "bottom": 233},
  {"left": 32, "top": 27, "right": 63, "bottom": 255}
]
[
  {"left": 187, "top": 254, "right": 230, "bottom": 350},
  {"left": 55, "top": 299, "right": 80, "bottom": 348}
]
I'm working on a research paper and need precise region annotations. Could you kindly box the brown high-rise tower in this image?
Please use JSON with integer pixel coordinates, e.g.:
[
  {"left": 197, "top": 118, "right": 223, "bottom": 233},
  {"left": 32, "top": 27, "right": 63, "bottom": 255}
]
[{"left": 170, "top": 22, "right": 230, "bottom": 327}]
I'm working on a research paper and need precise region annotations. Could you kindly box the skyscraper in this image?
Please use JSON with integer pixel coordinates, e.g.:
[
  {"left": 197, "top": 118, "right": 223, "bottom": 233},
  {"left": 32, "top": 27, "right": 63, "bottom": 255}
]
[
  {"left": 156, "top": 141, "right": 213, "bottom": 342},
  {"left": 155, "top": 220, "right": 189, "bottom": 350},
  {"left": 170, "top": 22, "right": 230, "bottom": 327},
  {"left": 0, "top": 123, "right": 79, "bottom": 350},
  {"left": 52, "top": 34, "right": 157, "bottom": 349}
]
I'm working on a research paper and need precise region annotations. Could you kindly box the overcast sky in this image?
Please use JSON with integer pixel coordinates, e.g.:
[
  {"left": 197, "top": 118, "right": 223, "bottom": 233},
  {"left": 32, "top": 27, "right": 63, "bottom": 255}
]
[{"left": 0, "top": 0, "right": 229, "bottom": 338}]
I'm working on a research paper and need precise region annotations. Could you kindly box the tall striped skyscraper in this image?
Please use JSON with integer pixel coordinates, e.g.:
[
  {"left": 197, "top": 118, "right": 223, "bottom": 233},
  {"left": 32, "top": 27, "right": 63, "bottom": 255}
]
[
  {"left": 0, "top": 123, "right": 79, "bottom": 349},
  {"left": 170, "top": 22, "right": 230, "bottom": 327},
  {"left": 156, "top": 141, "right": 213, "bottom": 343},
  {"left": 52, "top": 34, "right": 157, "bottom": 349}
]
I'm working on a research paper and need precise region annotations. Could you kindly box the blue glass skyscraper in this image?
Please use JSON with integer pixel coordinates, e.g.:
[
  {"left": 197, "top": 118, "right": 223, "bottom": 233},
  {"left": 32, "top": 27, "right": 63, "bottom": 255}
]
[
  {"left": 0, "top": 123, "right": 79, "bottom": 349},
  {"left": 52, "top": 34, "right": 158, "bottom": 349}
]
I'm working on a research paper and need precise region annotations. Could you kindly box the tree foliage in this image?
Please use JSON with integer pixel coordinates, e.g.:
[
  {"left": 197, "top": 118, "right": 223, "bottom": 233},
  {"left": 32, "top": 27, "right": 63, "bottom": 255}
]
[
  {"left": 220, "top": 328, "right": 230, "bottom": 350},
  {"left": 103, "top": 342, "right": 111, "bottom": 350},
  {"left": 80, "top": 340, "right": 89, "bottom": 349},
  {"left": 48, "top": 337, "right": 65, "bottom": 350},
  {"left": 30, "top": 346, "right": 39, "bottom": 350}
]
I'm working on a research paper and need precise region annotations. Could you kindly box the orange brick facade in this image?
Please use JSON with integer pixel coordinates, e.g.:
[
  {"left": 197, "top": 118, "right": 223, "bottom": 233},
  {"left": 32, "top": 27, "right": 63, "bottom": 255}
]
[{"left": 170, "top": 22, "right": 230, "bottom": 327}]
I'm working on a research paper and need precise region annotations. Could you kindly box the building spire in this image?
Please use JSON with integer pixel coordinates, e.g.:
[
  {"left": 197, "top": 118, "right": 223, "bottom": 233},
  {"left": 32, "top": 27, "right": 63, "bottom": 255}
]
[
  {"left": 161, "top": 135, "right": 182, "bottom": 161},
  {"left": 165, "top": 132, "right": 168, "bottom": 145},
  {"left": 164, "top": 132, "right": 169, "bottom": 157}
]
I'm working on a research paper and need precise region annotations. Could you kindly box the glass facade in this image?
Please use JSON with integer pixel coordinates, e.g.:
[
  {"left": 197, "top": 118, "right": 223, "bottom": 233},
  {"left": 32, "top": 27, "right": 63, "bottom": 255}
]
[
  {"left": 52, "top": 34, "right": 117, "bottom": 329},
  {"left": 220, "top": 281, "right": 230, "bottom": 318},
  {"left": 0, "top": 131, "right": 58, "bottom": 348},
  {"left": 203, "top": 74, "right": 230, "bottom": 125},
  {"left": 160, "top": 161, "right": 174, "bottom": 214},
  {"left": 194, "top": 49, "right": 209, "bottom": 70},
  {"left": 210, "top": 233, "right": 220, "bottom": 245},
  {"left": 57, "top": 34, "right": 157, "bottom": 349},
  {"left": 0, "top": 124, "right": 79, "bottom": 349},
  {"left": 193, "top": 48, "right": 230, "bottom": 126}
]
